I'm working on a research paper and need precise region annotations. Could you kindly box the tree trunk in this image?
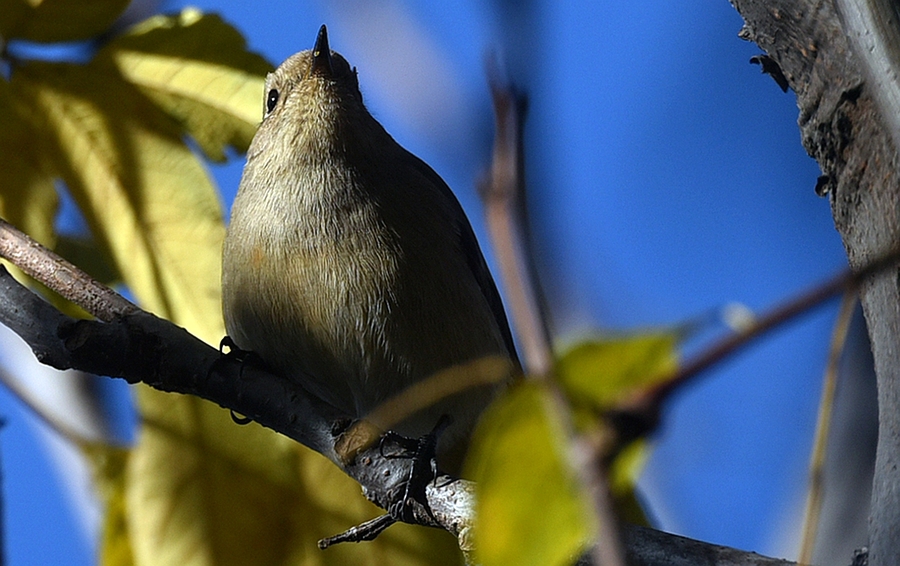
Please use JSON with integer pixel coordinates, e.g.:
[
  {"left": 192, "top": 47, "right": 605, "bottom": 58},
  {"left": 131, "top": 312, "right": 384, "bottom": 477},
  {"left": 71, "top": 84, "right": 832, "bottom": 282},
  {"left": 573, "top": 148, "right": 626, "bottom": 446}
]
[{"left": 731, "top": 1, "right": 900, "bottom": 564}]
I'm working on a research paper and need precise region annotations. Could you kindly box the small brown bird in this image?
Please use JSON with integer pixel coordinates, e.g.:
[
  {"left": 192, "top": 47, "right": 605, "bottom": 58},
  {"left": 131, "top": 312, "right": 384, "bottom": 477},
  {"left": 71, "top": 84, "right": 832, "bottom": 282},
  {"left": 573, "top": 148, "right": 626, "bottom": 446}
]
[{"left": 222, "top": 25, "right": 518, "bottom": 472}]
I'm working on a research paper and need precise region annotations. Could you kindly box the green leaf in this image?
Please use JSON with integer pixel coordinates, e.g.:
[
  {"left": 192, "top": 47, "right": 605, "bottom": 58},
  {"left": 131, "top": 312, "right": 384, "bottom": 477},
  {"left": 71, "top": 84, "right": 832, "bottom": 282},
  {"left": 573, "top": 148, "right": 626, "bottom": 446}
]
[
  {"left": 556, "top": 332, "right": 679, "bottom": 409},
  {"left": 81, "top": 443, "right": 135, "bottom": 566},
  {"left": 608, "top": 440, "right": 652, "bottom": 526},
  {"left": 466, "top": 383, "right": 594, "bottom": 566},
  {"left": 0, "top": 77, "right": 58, "bottom": 250},
  {"left": 96, "top": 8, "right": 272, "bottom": 161},
  {"left": 11, "top": 60, "right": 225, "bottom": 339},
  {"left": 554, "top": 332, "right": 679, "bottom": 528},
  {"left": 128, "top": 389, "right": 465, "bottom": 566},
  {"left": 0, "top": 0, "right": 130, "bottom": 43}
]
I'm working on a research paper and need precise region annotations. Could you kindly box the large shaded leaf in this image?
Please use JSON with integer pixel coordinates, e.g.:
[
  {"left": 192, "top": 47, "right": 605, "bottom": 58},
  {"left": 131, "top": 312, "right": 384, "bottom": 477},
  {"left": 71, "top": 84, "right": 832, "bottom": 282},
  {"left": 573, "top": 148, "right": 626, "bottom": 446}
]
[
  {"left": 126, "top": 401, "right": 306, "bottom": 566},
  {"left": 0, "top": 0, "right": 130, "bottom": 43},
  {"left": 82, "top": 443, "right": 135, "bottom": 566},
  {"left": 466, "top": 383, "right": 594, "bottom": 566},
  {"left": 125, "top": 392, "right": 465, "bottom": 566},
  {"left": 0, "top": 77, "right": 58, "bottom": 250},
  {"left": 53, "top": 235, "right": 120, "bottom": 286},
  {"left": 96, "top": 9, "right": 272, "bottom": 161},
  {"left": 11, "top": 60, "right": 225, "bottom": 336}
]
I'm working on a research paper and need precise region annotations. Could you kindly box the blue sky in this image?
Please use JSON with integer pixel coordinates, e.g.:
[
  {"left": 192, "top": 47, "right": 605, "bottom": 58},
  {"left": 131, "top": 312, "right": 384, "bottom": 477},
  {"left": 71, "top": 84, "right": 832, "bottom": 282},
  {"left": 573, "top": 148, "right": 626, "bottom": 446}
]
[{"left": 0, "top": 1, "right": 851, "bottom": 564}]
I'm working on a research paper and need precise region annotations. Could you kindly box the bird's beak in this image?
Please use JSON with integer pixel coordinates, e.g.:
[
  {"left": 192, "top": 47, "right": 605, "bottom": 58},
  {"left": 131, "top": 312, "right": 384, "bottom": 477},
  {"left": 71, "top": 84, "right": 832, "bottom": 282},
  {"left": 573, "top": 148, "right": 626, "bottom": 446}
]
[{"left": 311, "top": 24, "right": 334, "bottom": 78}]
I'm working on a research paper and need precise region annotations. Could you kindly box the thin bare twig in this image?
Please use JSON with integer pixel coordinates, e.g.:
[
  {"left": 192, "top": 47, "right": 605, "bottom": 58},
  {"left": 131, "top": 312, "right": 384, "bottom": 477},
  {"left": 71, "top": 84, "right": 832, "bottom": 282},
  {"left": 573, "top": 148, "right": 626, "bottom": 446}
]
[
  {"left": 571, "top": 429, "right": 629, "bottom": 566},
  {"left": 622, "top": 247, "right": 900, "bottom": 419},
  {"left": 0, "top": 218, "right": 137, "bottom": 321},
  {"left": 0, "top": 362, "right": 93, "bottom": 445},
  {"left": 479, "top": 60, "right": 554, "bottom": 379},
  {"left": 478, "top": 61, "right": 626, "bottom": 566},
  {"left": 798, "top": 291, "right": 858, "bottom": 564}
]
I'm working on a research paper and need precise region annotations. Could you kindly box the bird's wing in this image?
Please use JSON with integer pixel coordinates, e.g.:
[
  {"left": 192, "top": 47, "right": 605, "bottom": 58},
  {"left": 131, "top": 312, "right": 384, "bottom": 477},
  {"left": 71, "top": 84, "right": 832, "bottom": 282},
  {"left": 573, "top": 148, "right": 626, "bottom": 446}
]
[{"left": 409, "top": 155, "right": 520, "bottom": 366}]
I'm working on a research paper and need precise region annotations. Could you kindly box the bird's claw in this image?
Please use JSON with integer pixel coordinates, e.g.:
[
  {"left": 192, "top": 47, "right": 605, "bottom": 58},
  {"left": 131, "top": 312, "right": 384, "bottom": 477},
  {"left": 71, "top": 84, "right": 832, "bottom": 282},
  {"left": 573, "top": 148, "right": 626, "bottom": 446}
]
[{"left": 381, "top": 415, "right": 452, "bottom": 523}]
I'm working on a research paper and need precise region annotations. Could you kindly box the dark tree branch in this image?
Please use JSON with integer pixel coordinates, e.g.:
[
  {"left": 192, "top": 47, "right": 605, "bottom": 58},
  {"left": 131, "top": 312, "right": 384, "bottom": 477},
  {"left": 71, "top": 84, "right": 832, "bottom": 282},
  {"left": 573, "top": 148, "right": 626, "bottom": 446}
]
[
  {"left": 0, "top": 261, "right": 455, "bottom": 532},
  {"left": 0, "top": 255, "right": 800, "bottom": 565}
]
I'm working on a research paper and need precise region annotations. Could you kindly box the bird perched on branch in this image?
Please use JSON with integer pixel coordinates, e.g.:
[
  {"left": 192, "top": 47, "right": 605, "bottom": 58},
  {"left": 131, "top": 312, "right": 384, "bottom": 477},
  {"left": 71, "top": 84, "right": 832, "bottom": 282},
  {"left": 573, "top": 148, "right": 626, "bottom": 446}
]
[{"left": 222, "top": 25, "right": 518, "bottom": 473}]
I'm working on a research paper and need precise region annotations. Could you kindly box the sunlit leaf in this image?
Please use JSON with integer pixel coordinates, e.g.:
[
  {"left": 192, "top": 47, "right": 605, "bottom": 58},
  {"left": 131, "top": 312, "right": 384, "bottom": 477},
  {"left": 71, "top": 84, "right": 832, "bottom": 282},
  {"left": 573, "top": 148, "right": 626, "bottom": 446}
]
[
  {"left": 608, "top": 440, "right": 651, "bottom": 526},
  {"left": 96, "top": 8, "right": 272, "bottom": 161},
  {"left": 81, "top": 443, "right": 135, "bottom": 566},
  {"left": 11, "top": 60, "right": 225, "bottom": 338},
  {"left": 0, "top": 83, "right": 105, "bottom": 318},
  {"left": 555, "top": 332, "right": 679, "bottom": 528},
  {"left": 0, "top": 75, "right": 63, "bottom": 311},
  {"left": 556, "top": 332, "right": 679, "bottom": 409},
  {"left": 466, "top": 382, "right": 594, "bottom": 566},
  {"left": 0, "top": 77, "right": 57, "bottom": 251},
  {"left": 128, "top": 390, "right": 464, "bottom": 566},
  {"left": 0, "top": 0, "right": 130, "bottom": 43}
]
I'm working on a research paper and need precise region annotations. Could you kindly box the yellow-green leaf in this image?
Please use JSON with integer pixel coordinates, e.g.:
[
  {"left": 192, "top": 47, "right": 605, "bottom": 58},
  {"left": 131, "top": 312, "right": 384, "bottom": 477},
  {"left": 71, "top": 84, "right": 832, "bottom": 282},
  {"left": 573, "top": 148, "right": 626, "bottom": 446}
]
[
  {"left": 0, "top": 77, "right": 57, "bottom": 250},
  {"left": 608, "top": 439, "right": 652, "bottom": 526},
  {"left": 466, "top": 383, "right": 594, "bottom": 566},
  {"left": 96, "top": 8, "right": 272, "bottom": 161},
  {"left": 556, "top": 332, "right": 679, "bottom": 409},
  {"left": 0, "top": 0, "right": 130, "bottom": 43},
  {"left": 555, "top": 332, "right": 678, "bottom": 528},
  {"left": 81, "top": 443, "right": 135, "bottom": 566},
  {"left": 11, "top": 60, "right": 225, "bottom": 339},
  {"left": 129, "top": 390, "right": 464, "bottom": 566}
]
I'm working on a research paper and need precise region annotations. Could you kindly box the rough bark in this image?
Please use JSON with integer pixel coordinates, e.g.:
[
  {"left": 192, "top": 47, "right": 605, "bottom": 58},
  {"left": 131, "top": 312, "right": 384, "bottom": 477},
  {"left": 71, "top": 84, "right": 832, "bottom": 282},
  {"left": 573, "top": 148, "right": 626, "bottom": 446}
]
[{"left": 731, "top": 0, "right": 900, "bottom": 564}]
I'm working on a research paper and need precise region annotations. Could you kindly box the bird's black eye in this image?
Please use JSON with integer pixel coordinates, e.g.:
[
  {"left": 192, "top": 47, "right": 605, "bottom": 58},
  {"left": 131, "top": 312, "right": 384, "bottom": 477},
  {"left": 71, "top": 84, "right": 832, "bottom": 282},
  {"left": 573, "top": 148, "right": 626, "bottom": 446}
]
[{"left": 266, "top": 89, "right": 279, "bottom": 114}]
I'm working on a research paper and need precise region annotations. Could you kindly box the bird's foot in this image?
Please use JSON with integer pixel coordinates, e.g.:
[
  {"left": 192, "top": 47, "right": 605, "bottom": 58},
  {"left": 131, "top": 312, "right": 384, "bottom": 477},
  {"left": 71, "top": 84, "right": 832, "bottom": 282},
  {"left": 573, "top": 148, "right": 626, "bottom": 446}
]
[
  {"left": 380, "top": 415, "right": 452, "bottom": 523},
  {"left": 216, "top": 336, "right": 266, "bottom": 425}
]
